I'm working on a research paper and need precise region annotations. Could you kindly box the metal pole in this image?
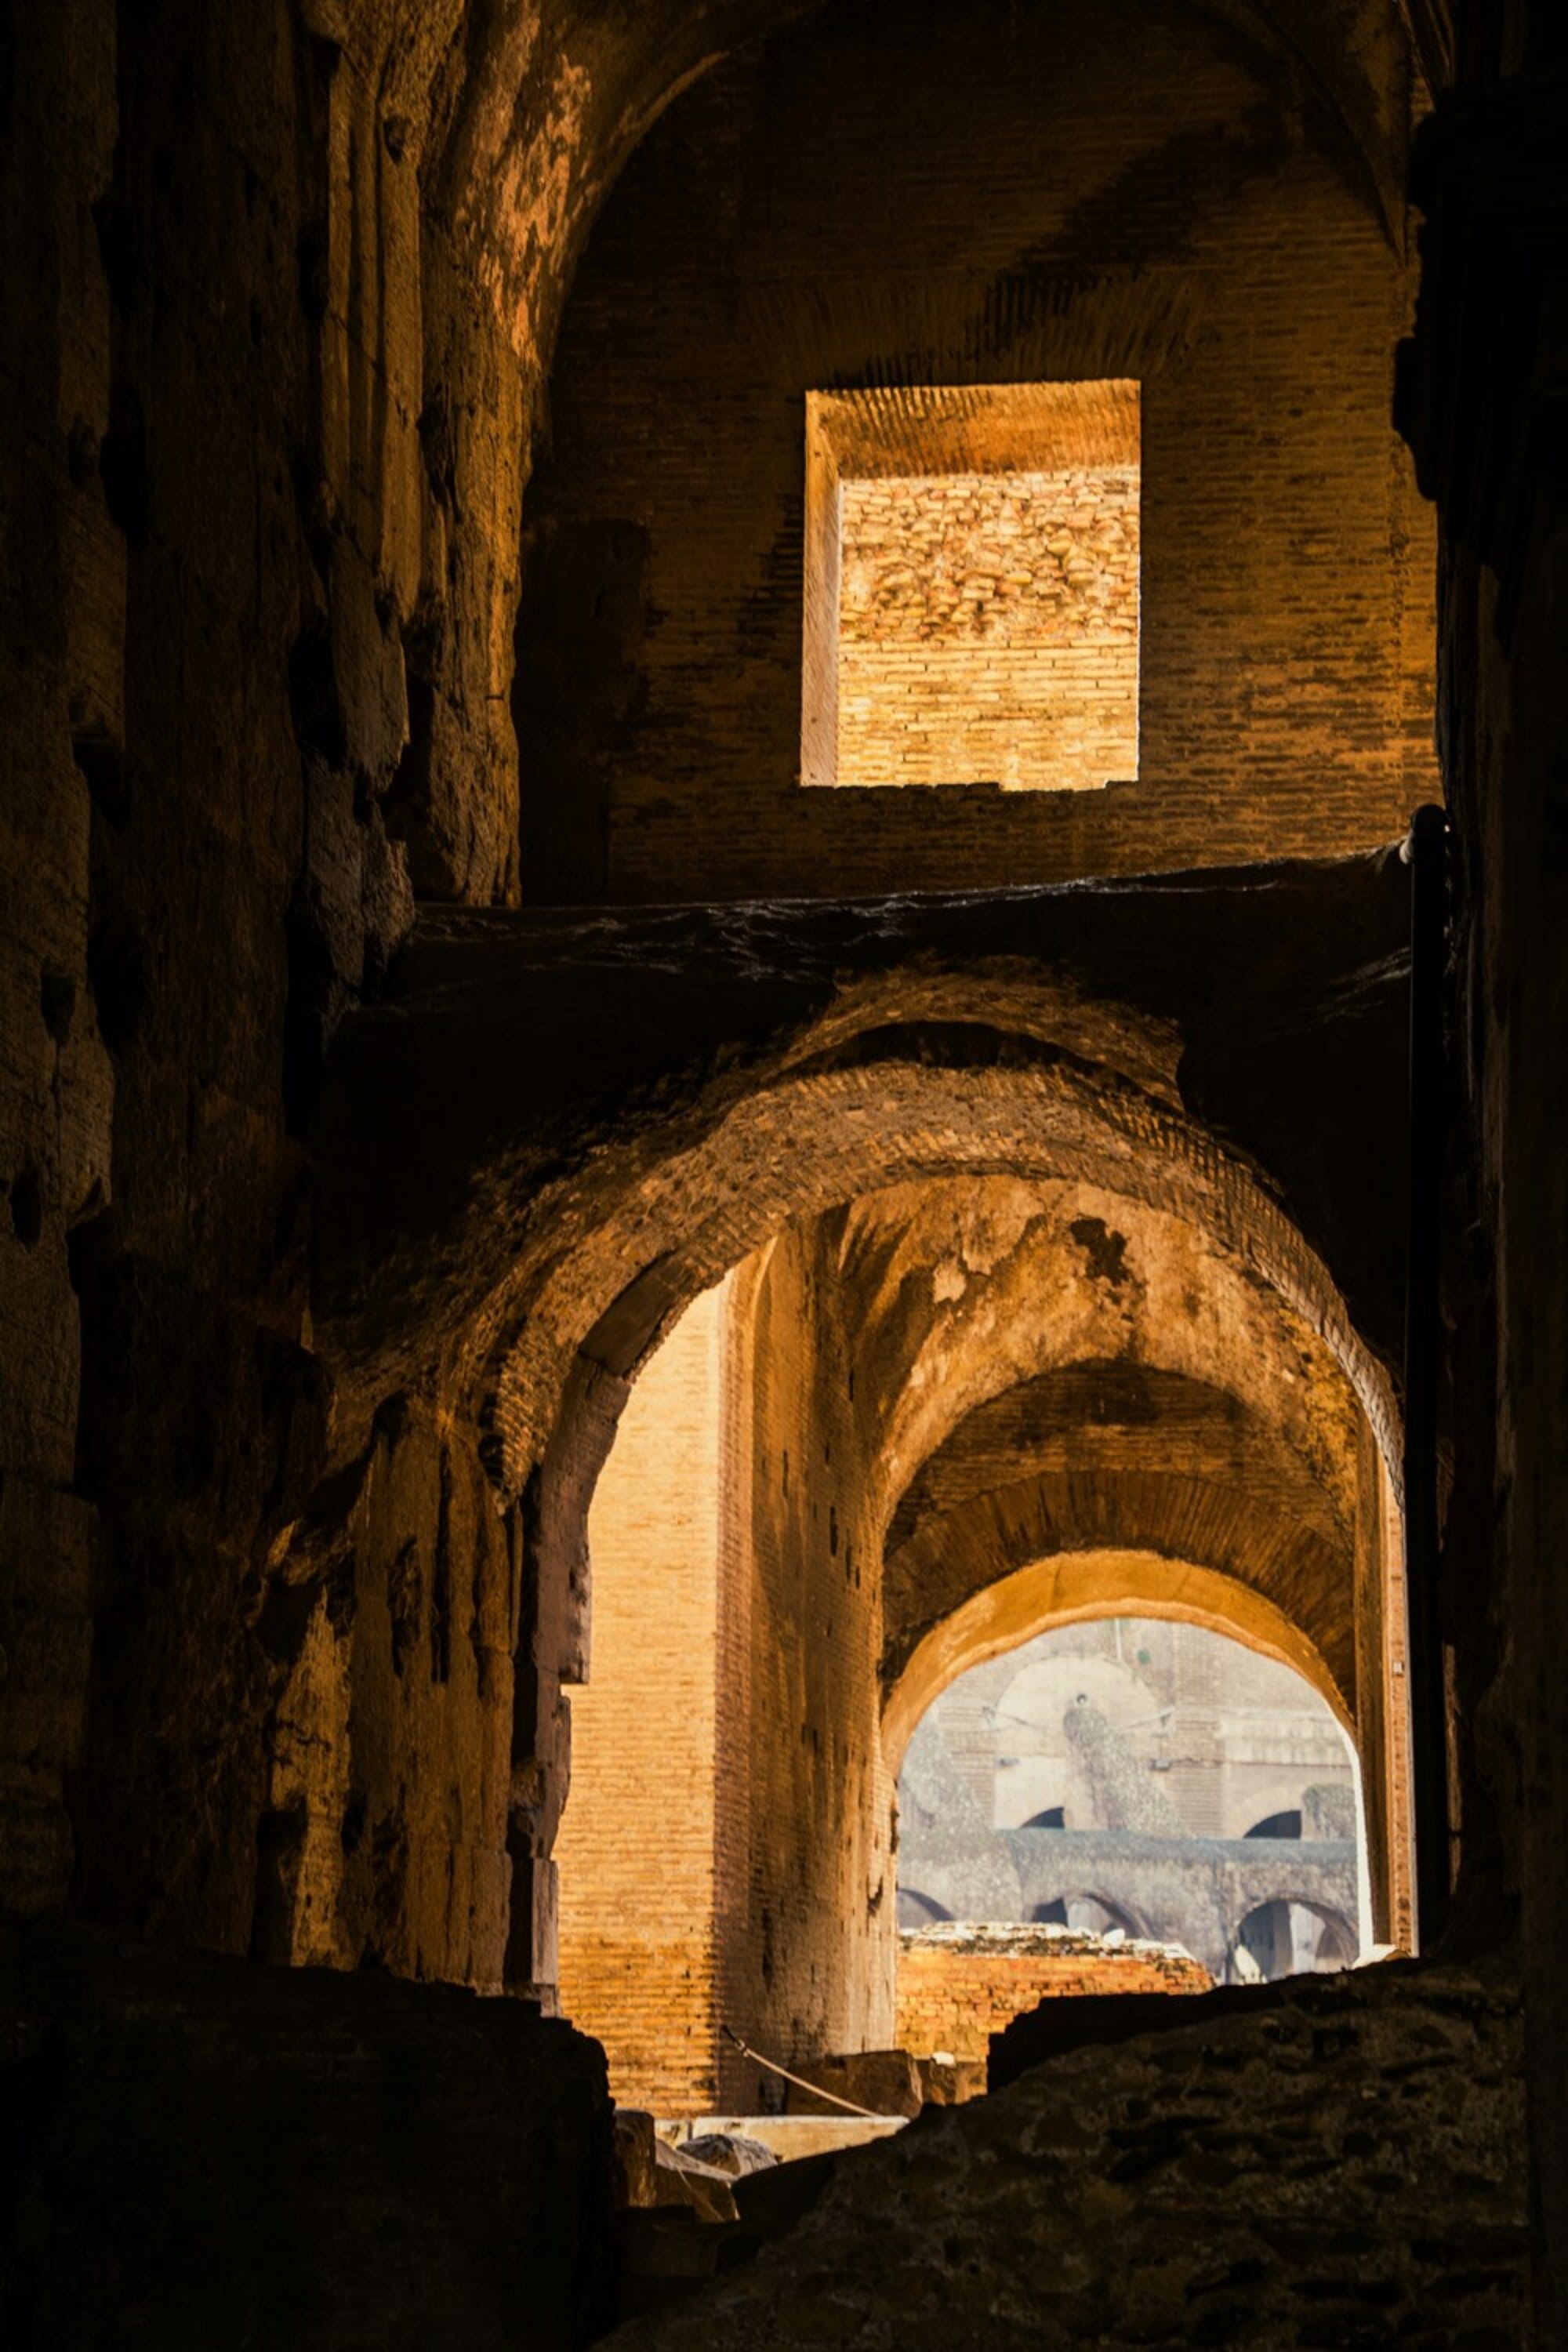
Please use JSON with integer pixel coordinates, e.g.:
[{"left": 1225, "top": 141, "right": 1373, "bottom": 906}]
[{"left": 1403, "top": 802, "right": 1450, "bottom": 1949}]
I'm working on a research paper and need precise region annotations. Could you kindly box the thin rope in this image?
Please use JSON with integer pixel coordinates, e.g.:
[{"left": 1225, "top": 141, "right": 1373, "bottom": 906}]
[{"left": 719, "top": 2023, "right": 884, "bottom": 2119}]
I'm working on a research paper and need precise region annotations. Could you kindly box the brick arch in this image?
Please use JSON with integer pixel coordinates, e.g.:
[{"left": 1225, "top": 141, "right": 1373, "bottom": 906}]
[
  {"left": 484, "top": 1038, "right": 1397, "bottom": 1708},
  {"left": 311, "top": 880, "right": 1410, "bottom": 1988},
  {"left": 390, "top": 0, "right": 1432, "bottom": 374},
  {"left": 833, "top": 1193, "right": 1371, "bottom": 1548},
  {"left": 880, "top": 1364, "right": 1356, "bottom": 1708},
  {"left": 882, "top": 1550, "right": 1352, "bottom": 1780},
  {"left": 487, "top": 1037, "right": 1395, "bottom": 1473}
]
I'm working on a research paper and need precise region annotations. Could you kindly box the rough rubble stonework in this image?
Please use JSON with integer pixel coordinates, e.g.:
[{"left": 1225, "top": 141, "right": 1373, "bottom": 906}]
[
  {"left": 611, "top": 1963, "right": 1528, "bottom": 2349},
  {"left": 834, "top": 466, "right": 1142, "bottom": 793},
  {"left": 1064, "top": 1693, "right": 1189, "bottom": 1834}
]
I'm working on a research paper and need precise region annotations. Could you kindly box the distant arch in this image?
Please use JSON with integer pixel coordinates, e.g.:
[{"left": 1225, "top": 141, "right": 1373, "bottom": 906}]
[
  {"left": 1245, "top": 1809, "right": 1304, "bottom": 1841},
  {"left": 883, "top": 1551, "right": 1350, "bottom": 1778},
  {"left": 1226, "top": 1896, "right": 1358, "bottom": 1983},
  {"left": 897, "top": 1888, "right": 953, "bottom": 1929},
  {"left": 1032, "top": 1892, "right": 1150, "bottom": 1940}
]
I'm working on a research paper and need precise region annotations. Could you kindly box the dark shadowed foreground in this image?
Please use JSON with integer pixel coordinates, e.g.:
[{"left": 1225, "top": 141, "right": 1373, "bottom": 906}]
[{"left": 613, "top": 1962, "right": 1525, "bottom": 2351}]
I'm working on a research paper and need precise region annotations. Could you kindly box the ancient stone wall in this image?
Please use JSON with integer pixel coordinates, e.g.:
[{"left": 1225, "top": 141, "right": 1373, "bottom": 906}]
[
  {"left": 896, "top": 1922, "right": 1211, "bottom": 2060},
  {"left": 615, "top": 1959, "right": 1527, "bottom": 2350},
  {"left": 248, "top": 1397, "right": 521, "bottom": 1985},
  {"left": 901, "top": 1821, "right": 1361, "bottom": 1982},
  {"left": 517, "top": 0, "right": 1435, "bottom": 902},
  {"left": 0, "top": 0, "right": 122, "bottom": 1926},
  {"left": 715, "top": 1232, "right": 895, "bottom": 2107},
  {"left": 0, "top": 0, "right": 540, "bottom": 1963},
  {"left": 2, "top": 1918, "right": 615, "bottom": 2350}
]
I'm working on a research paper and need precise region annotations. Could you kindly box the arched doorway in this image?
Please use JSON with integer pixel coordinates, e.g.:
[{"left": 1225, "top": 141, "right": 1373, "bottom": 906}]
[{"left": 1030, "top": 1894, "right": 1148, "bottom": 1939}]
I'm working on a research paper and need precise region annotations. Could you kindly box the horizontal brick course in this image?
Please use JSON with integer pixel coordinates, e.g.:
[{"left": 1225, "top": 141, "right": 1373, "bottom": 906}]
[{"left": 836, "top": 466, "right": 1140, "bottom": 791}]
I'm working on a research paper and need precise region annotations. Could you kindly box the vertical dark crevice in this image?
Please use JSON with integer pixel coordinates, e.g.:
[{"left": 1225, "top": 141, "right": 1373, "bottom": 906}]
[{"left": 1403, "top": 801, "right": 1451, "bottom": 1951}]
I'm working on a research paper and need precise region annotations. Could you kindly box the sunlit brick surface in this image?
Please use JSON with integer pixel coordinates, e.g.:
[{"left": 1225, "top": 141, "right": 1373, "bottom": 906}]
[
  {"left": 555, "top": 1290, "right": 726, "bottom": 2112},
  {"left": 897, "top": 1923, "right": 1211, "bottom": 2062},
  {"left": 804, "top": 379, "right": 1142, "bottom": 793},
  {"left": 836, "top": 467, "right": 1139, "bottom": 789}
]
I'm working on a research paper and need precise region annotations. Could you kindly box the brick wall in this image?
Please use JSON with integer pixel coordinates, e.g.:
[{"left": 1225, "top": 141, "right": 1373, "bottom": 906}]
[
  {"left": 896, "top": 1922, "right": 1213, "bottom": 2060},
  {"left": 555, "top": 1287, "right": 726, "bottom": 2111},
  {"left": 835, "top": 468, "right": 1139, "bottom": 791},
  {"left": 555, "top": 1243, "right": 895, "bottom": 2114}
]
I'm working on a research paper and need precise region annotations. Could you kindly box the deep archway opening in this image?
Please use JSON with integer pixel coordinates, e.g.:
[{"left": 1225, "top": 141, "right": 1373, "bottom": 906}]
[
  {"left": 466, "top": 0, "right": 1432, "bottom": 2170},
  {"left": 543, "top": 1151, "right": 1407, "bottom": 2123},
  {"left": 1227, "top": 1898, "right": 1360, "bottom": 1984},
  {"left": 891, "top": 1611, "right": 1368, "bottom": 2053},
  {"left": 11, "top": 0, "right": 1557, "bottom": 2329},
  {"left": 1029, "top": 1895, "right": 1145, "bottom": 1935}
]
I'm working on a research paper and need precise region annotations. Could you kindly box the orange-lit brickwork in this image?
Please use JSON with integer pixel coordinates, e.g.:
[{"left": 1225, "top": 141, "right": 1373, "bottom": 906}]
[
  {"left": 555, "top": 1287, "right": 726, "bottom": 2112},
  {"left": 836, "top": 470, "right": 1139, "bottom": 790},
  {"left": 556, "top": 1243, "right": 896, "bottom": 2115},
  {"left": 713, "top": 1232, "right": 895, "bottom": 2108},
  {"left": 897, "top": 1925, "right": 1212, "bottom": 2062}
]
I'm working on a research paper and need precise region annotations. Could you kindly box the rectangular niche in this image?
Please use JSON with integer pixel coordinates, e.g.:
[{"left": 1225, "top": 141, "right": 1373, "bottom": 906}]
[{"left": 801, "top": 380, "right": 1141, "bottom": 792}]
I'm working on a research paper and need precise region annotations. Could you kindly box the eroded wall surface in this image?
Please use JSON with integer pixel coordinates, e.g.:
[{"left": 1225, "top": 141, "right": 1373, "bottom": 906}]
[
  {"left": 834, "top": 469, "right": 1141, "bottom": 793},
  {"left": 715, "top": 1233, "right": 895, "bottom": 2107},
  {"left": 615, "top": 1959, "right": 1527, "bottom": 2350},
  {"left": 0, "top": 0, "right": 538, "bottom": 1968}
]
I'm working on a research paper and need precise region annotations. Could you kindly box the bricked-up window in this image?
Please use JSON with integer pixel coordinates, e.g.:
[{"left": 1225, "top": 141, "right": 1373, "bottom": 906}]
[{"left": 802, "top": 381, "right": 1140, "bottom": 791}]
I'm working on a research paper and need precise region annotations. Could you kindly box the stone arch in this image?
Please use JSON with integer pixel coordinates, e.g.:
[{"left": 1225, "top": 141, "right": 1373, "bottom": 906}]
[
  {"left": 882, "top": 1552, "right": 1352, "bottom": 1780},
  {"left": 463, "top": 1040, "right": 1399, "bottom": 1667},
  {"left": 308, "top": 874, "right": 1412, "bottom": 1994},
  {"left": 1031, "top": 1893, "right": 1153, "bottom": 1941},
  {"left": 1246, "top": 1809, "right": 1305, "bottom": 1840},
  {"left": 1227, "top": 1894, "right": 1359, "bottom": 1981},
  {"left": 878, "top": 1360, "right": 1359, "bottom": 1705}
]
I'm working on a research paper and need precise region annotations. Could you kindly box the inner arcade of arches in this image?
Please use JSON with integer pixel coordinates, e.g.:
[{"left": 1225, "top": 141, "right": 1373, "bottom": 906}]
[
  {"left": 553, "top": 1164, "right": 1409, "bottom": 2114},
  {"left": 3, "top": 0, "right": 1564, "bottom": 2340}
]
